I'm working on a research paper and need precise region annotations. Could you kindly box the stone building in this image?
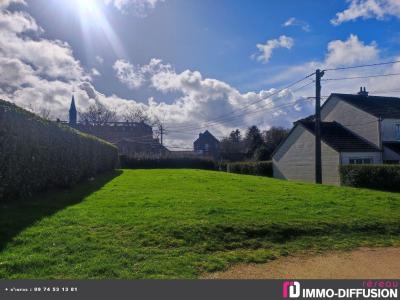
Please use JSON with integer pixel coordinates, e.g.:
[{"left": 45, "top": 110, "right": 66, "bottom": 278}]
[{"left": 67, "top": 95, "right": 168, "bottom": 157}]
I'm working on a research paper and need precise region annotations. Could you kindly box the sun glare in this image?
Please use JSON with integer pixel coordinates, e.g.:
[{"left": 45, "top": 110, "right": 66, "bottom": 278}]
[
  {"left": 75, "top": 0, "right": 100, "bottom": 17},
  {"left": 66, "top": 0, "right": 127, "bottom": 58}
]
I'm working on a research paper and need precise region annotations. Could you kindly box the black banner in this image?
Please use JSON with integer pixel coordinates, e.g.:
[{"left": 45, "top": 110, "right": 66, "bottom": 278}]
[{"left": 0, "top": 280, "right": 399, "bottom": 300}]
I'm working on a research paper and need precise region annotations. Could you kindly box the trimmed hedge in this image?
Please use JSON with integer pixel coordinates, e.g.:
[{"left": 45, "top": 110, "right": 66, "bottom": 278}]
[
  {"left": 119, "top": 155, "right": 218, "bottom": 170},
  {"left": 227, "top": 161, "right": 273, "bottom": 177},
  {"left": 340, "top": 164, "right": 400, "bottom": 192},
  {"left": 0, "top": 100, "right": 118, "bottom": 201}
]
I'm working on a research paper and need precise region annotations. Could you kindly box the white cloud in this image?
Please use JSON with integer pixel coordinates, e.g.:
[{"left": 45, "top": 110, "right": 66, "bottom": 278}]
[
  {"left": 0, "top": 0, "right": 26, "bottom": 8},
  {"left": 95, "top": 55, "right": 104, "bottom": 65},
  {"left": 103, "top": 0, "right": 165, "bottom": 16},
  {"left": 325, "top": 34, "right": 379, "bottom": 67},
  {"left": 112, "top": 57, "right": 306, "bottom": 137},
  {"left": 113, "top": 58, "right": 174, "bottom": 89},
  {"left": 91, "top": 68, "right": 101, "bottom": 77},
  {"left": 241, "top": 34, "right": 389, "bottom": 98},
  {"left": 331, "top": 0, "right": 400, "bottom": 25},
  {"left": 283, "top": 17, "right": 311, "bottom": 32},
  {"left": 0, "top": 10, "right": 41, "bottom": 33},
  {"left": 254, "top": 35, "right": 294, "bottom": 63},
  {"left": 0, "top": 9, "right": 85, "bottom": 81},
  {"left": 113, "top": 59, "right": 146, "bottom": 89}
]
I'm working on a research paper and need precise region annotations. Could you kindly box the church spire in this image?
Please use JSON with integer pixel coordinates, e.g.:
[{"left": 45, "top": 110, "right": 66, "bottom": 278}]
[{"left": 69, "top": 94, "right": 77, "bottom": 125}]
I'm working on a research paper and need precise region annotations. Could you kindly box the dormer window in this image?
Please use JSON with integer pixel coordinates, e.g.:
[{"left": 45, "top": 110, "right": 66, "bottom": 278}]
[{"left": 396, "top": 124, "right": 400, "bottom": 140}]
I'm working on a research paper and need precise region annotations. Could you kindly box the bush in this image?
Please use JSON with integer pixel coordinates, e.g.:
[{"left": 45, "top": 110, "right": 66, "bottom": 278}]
[
  {"left": 253, "top": 144, "right": 271, "bottom": 161},
  {"left": 120, "top": 156, "right": 218, "bottom": 170},
  {"left": 340, "top": 164, "right": 400, "bottom": 191},
  {"left": 0, "top": 100, "right": 118, "bottom": 201},
  {"left": 227, "top": 161, "right": 272, "bottom": 177}
]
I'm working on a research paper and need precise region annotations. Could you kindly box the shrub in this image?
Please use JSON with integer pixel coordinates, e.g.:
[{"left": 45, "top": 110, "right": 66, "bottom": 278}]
[
  {"left": 227, "top": 161, "right": 272, "bottom": 177},
  {"left": 0, "top": 100, "right": 118, "bottom": 201},
  {"left": 253, "top": 144, "right": 271, "bottom": 161},
  {"left": 340, "top": 164, "right": 400, "bottom": 191},
  {"left": 120, "top": 156, "right": 218, "bottom": 170}
]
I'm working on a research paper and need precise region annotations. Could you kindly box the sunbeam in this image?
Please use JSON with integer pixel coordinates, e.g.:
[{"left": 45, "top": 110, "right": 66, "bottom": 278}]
[{"left": 64, "top": 0, "right": 127, "bottom": 59}]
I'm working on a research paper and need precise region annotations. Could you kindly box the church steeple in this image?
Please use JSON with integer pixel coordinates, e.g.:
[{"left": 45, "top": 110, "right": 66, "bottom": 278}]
[{"left": 69, "top": 95, "right": 77, "bottom": 125}]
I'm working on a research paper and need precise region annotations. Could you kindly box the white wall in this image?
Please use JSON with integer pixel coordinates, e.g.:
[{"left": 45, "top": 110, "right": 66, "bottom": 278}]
[
  {"left": 381, "top": 119, "right": 400, "bottom": 142},
  {"left": 273, "top": 125, "right": 340, "bottom": 185},
  {"left": 321, "top": 97, "right": 380, "bottom": 147},
  {"left": 340, "top": 152, "right": 382, "bottom": 165}
]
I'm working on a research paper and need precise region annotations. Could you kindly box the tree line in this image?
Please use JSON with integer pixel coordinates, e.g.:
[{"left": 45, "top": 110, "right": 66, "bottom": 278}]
[{"left": 220, "top": 126, "right": 289, "bottom": 161}]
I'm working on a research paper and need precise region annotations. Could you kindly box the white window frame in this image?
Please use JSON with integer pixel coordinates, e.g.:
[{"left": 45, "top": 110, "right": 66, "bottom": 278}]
[
  {"left": 395, "top": 123, "right": 400, "bottom": 140},
  {"left": 349, "top": 157, "right": 373, "bottom": 165}
]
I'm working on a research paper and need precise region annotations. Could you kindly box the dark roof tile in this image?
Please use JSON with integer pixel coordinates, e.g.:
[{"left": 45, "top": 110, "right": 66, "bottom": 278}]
[
  {"left": 300, "top": 121, "right": 380, "bottom": 152},
  {"left": 330, "top": 93, "right": 400, "bottom": 118}
]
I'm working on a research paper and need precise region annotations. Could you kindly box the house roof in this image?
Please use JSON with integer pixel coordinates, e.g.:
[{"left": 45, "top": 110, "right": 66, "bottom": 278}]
[
  {"left": 328, "top": 93, "right": 400, "bottom": 119},
  {"left": 300, "top": 121, "right": 380, "bottom": 152},
  {"left": 194, "top": 130, "right": 220, "bottom": 144},
  {"left": 383, "top": 141, "right": 400, "bottom": 155}
]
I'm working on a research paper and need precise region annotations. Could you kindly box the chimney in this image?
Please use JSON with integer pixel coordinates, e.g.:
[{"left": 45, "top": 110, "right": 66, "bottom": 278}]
[{"left": 358, "top": 86, "right": 369, "bottom": 97}]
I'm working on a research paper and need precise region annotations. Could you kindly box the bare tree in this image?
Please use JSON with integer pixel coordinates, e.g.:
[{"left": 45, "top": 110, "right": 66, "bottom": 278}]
[
  {"left": 27, "top": 103, "right": 52, "bottom": 120},
  {"left": 123, "top": 106, "right": 150, "bottom": 123},
  {"left": 80, "top": 102, "right": 117, "bottom": 125},
  {"left": 38, "top": 107, "right": 51, "bottom": 120}
]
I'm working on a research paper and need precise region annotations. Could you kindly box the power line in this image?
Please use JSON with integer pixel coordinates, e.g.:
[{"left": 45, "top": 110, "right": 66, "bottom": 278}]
[
  {"left": 165, "top": 73, "right": 315, "bottom": 131},
  {"left": 165, "top": 97, "right": 313, "bottom": 133},
  {"left": 165, "top": 80, "right": 315, "bottom": 132},
  {"left": 164, "top": 96, "right": 314, "bottom": 133},
  {"left": 323, "top": 60, "right": 400, "bottom": 72},
  {"left": 323, "top": 72, "right": 400, "bottom": 81}
]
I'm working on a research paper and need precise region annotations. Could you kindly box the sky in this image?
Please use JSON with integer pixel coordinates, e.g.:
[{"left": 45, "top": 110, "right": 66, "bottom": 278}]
[{"left": 1, "top": 0, "right": 400, "bottom": 149}]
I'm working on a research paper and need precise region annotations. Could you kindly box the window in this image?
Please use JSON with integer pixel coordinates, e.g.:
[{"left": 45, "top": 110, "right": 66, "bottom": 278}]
[
  {"left": 349, "top": 158, "right": 373, "bottom": 164},
  {"left": 396, "top": 124, "right": 400, "bottom": 140},
  {"left": 384, "top": 160, "right": 400, "bottom": 164}
]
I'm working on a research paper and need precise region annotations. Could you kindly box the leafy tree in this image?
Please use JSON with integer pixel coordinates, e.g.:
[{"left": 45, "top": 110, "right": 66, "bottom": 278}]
[
  {"left": 263, "top": 126, "right": 290, "bottom": 153},
  {"left": 253, "top": 144, "right": 270, "bottom": 161},
  {"left": 220, "top": 129, "right": 245, "bottom": 161},
  {"left": 228, "top": 129, "right": 241, "bottom": 144},
  {"left": 244, "top": 125, "right": 263, "bottom": 158}
]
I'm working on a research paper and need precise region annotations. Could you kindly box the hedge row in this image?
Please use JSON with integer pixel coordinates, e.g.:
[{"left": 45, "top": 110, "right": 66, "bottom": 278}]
[
  {"left": 340, "top": 165, "right": 400, "bottom": 192},
  {"left": 227, "top": 161, "right": 273, "bottom": 177},
  {"left": 119, "top": 156, "right": 218, "bottom": 170},
  {"left": 0, "top": 100, "right": 119, "bottom": 201}
]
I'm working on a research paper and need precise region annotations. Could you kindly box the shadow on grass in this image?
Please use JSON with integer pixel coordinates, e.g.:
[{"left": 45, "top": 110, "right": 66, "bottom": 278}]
[{"left": 0, "top": 170, "right": 122, "bottom": 251}]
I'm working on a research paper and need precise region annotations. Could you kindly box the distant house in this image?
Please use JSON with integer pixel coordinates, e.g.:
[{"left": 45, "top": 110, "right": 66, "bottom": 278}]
[
  {"left": 273, "top": 88, "right": 400, "bottom": 185},
  {"left": 194, "top": 130, "right": 220, "bottom": 158}
]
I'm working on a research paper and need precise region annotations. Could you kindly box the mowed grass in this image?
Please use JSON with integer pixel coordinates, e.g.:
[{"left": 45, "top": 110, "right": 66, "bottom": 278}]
[{"left": 1, "top": 169, "right": 400, "bottom": 279}]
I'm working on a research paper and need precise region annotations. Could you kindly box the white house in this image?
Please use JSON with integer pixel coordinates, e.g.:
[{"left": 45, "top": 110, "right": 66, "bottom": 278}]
[{"left": 272, "top": 88, "right": 400, "bottom": 185}]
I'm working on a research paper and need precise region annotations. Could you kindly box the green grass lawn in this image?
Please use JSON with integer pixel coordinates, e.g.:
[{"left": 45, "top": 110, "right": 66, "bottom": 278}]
[{"left": 1, "top": 169, "right": 400, "bottom": 279}]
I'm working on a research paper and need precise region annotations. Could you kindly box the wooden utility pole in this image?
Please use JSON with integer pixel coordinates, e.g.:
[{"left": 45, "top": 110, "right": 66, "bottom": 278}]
[
  {"left": 160, "top": 124, "right": 163, "bottom": 146},
  {"left": 315, "top": 69, "right": 324, "bottom": 184}
]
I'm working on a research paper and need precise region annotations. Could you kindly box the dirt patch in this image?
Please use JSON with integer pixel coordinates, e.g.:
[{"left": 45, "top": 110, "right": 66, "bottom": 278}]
[{"left": 202, "top": 247, "right": 400, "bottom": 279}]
